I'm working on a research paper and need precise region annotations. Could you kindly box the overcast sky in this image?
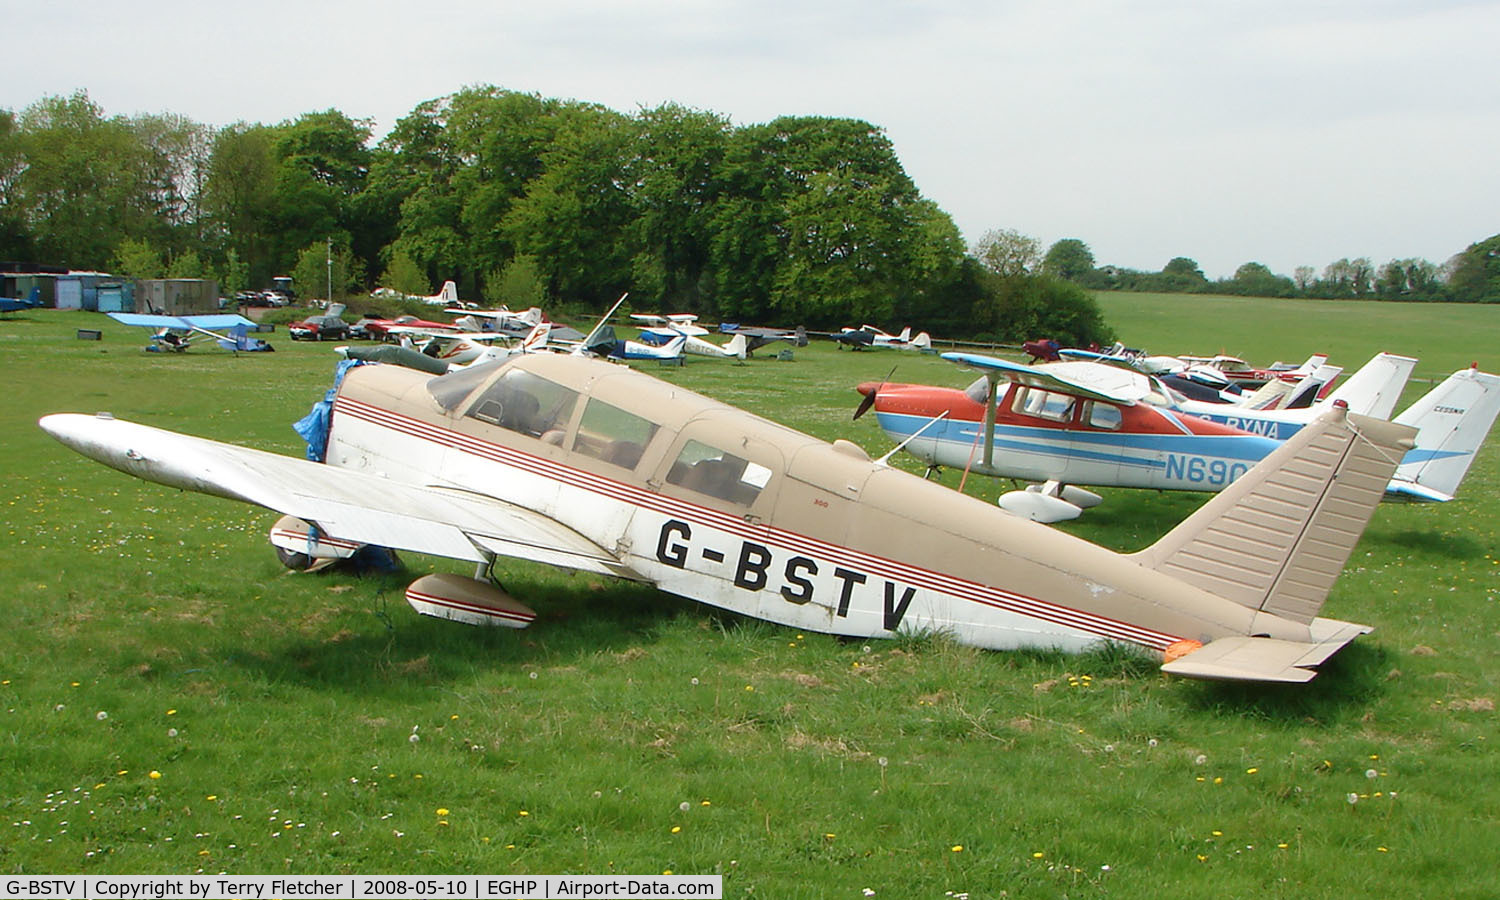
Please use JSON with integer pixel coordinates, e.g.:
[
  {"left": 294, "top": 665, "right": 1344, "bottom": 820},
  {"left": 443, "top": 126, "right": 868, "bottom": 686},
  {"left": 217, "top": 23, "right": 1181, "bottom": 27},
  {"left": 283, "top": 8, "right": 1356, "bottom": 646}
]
[{"left": 5, "top": 0, "right": 1496, "bottom": 278}]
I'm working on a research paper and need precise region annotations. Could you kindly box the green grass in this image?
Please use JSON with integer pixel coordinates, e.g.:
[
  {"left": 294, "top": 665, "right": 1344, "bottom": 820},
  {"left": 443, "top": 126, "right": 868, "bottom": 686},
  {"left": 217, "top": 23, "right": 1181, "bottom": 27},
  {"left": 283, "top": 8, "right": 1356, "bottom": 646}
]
[{"left": 1, "top": 301, "right": 1497, "bottom": 897}]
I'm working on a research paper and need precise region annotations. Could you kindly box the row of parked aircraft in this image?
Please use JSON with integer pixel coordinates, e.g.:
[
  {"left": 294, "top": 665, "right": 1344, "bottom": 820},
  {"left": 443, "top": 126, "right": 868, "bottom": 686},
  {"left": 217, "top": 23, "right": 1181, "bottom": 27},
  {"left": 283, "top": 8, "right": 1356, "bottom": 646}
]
[
  {"left": 856, "top": 350, "right": 1500, "bottom": 522},
  {"left": 39, "top": 302, "right": 1499, "bottom": 685}
]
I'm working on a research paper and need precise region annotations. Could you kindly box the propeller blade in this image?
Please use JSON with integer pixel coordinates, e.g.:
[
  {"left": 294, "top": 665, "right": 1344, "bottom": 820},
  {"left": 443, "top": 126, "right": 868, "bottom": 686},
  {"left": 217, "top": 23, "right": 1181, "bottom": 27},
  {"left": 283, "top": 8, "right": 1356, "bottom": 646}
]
[{"left": 853, "top": 366, "right": 897, "bottom": 421}]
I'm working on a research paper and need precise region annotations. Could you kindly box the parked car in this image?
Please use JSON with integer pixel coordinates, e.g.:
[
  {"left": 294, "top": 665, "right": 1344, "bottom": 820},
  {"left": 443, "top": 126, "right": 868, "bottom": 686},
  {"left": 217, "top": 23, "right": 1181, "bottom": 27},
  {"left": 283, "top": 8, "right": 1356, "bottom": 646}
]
[
  {"left": 348, "top": 317, "right": 382, "bottom": 340},
  {"left": 289, "top": 315, "right": 351, "bottom": 341}
]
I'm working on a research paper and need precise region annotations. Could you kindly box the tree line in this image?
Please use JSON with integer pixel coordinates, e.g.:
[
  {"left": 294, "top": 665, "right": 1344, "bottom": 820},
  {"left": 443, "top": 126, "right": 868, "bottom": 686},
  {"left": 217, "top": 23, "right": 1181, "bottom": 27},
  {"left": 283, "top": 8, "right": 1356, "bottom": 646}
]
[
  {"left": 976, "top": 231, "right": 1500, "bottom": 303},
  {"left": 0, "top": 88, "right": 1113, "bottom": 346}
]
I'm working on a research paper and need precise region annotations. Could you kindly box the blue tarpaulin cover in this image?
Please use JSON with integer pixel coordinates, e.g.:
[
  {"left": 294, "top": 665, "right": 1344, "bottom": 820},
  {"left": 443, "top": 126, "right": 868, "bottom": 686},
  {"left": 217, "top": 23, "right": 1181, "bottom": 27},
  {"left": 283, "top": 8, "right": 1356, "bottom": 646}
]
[{"left": 293, "top": 358, "right": 365, "bottom": 461}]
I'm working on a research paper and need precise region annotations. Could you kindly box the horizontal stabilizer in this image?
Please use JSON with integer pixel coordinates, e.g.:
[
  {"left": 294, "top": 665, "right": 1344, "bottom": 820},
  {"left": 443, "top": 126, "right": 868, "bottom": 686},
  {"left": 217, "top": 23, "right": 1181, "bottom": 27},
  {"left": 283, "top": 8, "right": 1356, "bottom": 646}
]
[{"left": 1162, "top": 626, "right": 1370, "bottom": 682}]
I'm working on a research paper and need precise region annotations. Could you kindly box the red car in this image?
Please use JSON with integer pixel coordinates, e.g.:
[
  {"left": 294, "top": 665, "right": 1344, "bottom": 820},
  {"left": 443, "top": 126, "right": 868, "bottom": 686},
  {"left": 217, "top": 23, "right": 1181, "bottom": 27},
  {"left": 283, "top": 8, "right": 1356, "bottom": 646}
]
[
  {"left": 288, "top": 315, "right": 351, "bottom": 341},
  {"left": 360, "top": 314, "right": 456, "bottom": 341}
]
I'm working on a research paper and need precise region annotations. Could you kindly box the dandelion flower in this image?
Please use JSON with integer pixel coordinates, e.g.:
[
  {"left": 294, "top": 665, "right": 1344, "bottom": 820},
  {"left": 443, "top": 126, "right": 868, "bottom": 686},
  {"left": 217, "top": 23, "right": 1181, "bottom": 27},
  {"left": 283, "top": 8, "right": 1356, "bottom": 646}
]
[
  {"left": 744, "top": 685, "right": 754, "bottom": 692},
  {"left": 519, "top": 810, "right": 529, "bottom": 817},
  {"left": 436, "top": 808, "right": 449, "bottom": 816},
  {"left": 1032, "top": 851, "right": 1044, "bottom": 859},
  {"left": 951, "top": 845, "right": 963, "bottom": 852},
  {"left": 95, "top": 711, "right": 108, "bottom": 721},
  {"left": 700, "top": 800, "right": 711, "bottom": 807},
  {"left": 1246, "top": 767, "right": 1258, "bottom": 774},
  {"left": 205, "top": 795, "right": 217, "bottom": 801},
  {"left": 148, "top": 771, "right": 161, "bottom": 780},
  {"left": 1346, "top": 793, "right": 1359, "bottom": 805},
  {"left": 166, "top": 709, "right": 176, "bottom": 715},
  {"left": 1213, "top": 777, "right": 1223, "bottom": 785},
  {"left": 1211, "top": 830, "right": 1222, "bottom": 837},
  {"left": 690, "top": 677, "right": 699, "bottom": 685},
  {"left": 1365, "top": 769, "right": 1378, "bottom": 779},
  {"left": 1148, "top": 739, "right": 1158, "bottom": 748},
  {"left": 671, "top": 826, "right": 681, "bottom": 834},
  {"left": 1194, "top": 754, "right": 1207, "bottom": 765},
  {"left": 167, "top": 728, "right": 178, "bottom": 738},
  {"left": 679, "top": 802, "right": 690, "bottom": 812}
]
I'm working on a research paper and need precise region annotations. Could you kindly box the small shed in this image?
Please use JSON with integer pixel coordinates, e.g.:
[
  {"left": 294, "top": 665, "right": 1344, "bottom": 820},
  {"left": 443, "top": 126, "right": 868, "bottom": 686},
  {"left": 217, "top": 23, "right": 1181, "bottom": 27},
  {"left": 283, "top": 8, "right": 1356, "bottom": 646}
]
[
  {"left": 97, "top": 281, "right": 137, "bottom": 313},
  {"left": 137, "top": 278, "right": 220, "bottom": 315},
  {"left": 57, "top": 273, "right": 114, "bottom": 311}
]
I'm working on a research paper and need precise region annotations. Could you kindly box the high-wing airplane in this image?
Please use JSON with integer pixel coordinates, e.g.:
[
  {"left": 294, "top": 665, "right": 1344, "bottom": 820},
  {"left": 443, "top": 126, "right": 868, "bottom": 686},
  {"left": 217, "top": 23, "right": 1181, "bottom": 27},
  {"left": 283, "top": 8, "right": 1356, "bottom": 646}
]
[
  {"left": 107, "top": 312, "right": 273, "bottom": 353},
  {"left": 716, "top": 323, "right": 807, "bottom": 356},
  {"left": 832, "top": 325, "right": 932, "bottom": 351},
  {"left": 41, "top": 351, "right": 1417, "bottom": 682},
  {"left": 857, "top": 352, "right": 1500, "bottom": 521},
  {"left": 1, "top": 287, "right": 42, "bottom": 314},
  {"left": 448, "top": 305, "right": 548, "bottom": 336},
  {"left": 628, "top": 314, "right": 750, "bottom": 360}
]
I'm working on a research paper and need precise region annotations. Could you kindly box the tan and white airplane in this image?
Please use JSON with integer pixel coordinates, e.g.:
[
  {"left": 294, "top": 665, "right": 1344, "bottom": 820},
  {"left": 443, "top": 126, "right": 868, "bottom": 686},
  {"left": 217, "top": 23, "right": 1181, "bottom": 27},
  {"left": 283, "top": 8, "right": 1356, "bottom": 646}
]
[{"left": 39, "top": 351, "right": 1416, "bottom": 683}]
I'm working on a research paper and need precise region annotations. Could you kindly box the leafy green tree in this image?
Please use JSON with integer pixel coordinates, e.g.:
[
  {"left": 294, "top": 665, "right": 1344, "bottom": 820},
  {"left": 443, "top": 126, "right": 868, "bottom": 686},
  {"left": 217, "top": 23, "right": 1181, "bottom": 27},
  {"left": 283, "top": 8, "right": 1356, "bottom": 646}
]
[
  {"left": 626, "top": 103, "right": 730, "bottom": 311},
  {"left": 166, "top": 248, "right": 205, "bottom": 279},
  {"left": 501, "top": 103, "right": 636, "bottom": 301},
  {"left": 13, "top": 91, "right": 160, "bottom": 268},
  {"left": 0, "top": 108, "right": 34, "bottom": 260},
  {"left": 709, "top": 116, "right": 943, "bottom": 326},
  {"left": 378, "top": 248, "right": 430, "bottom": 296},
  {"left": 973, "top": 228, "right": 1041, "bottom": 278},
  {"left": 111, "top": 237, "right": 164, "bottom": 279},
  {"left": 487, "top": 254, "right": 548, "bottom": 308},
  {"left": 291, "top": 238, "right": 364, "bottom": 302},
  {"left": 1041, "top": 239, "right": 1096, "bottom": 281},
  {"left": 1446, "top": 235, "right": 1500, "bottom": 302},
  {"left": 203, "top": 123, "right": 279, "bottom": 284},
  {"left": 218, "top": 247, "right": 249, "bottom": 297},
  {"left": 1227, "top": 262, "right": 1294, "bottom": 297},
  {"left": 972, "top": 270, "right": 1112, "bottom": 345}
]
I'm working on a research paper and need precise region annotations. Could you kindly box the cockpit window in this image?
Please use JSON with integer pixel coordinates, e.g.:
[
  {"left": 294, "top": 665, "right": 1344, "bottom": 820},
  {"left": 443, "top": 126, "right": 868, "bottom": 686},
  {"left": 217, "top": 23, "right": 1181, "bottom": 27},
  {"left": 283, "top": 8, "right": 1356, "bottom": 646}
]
[
  {"left": 1084, "top": 400, "right": 1123, "bottom": 430},
  {"left": 464, "top": 368, "right": 579, "bottom": 440},
  {"left": 1013, "top": 387, "right": 1076, "bottom": 423},
  {"left": 572, "top": 398, "right": 660, "bottom": 470},
  {"left": 666, "top": 439, "right": 771, "bottom": 506},
  {"left": 427, "top": 360, "right": 507, "bottom": 412},
  {"left": 963, "top": 375, "right": 991, "bottom": 405}
]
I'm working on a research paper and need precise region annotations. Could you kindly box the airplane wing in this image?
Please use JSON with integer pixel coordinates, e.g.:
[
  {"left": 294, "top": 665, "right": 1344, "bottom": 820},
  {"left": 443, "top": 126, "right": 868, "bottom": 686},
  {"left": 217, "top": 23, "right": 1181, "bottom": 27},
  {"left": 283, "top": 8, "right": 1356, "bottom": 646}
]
[
  {"left": 38, "top": 413, "right": 641, "bottom": 581},
  {"left": 109, "top": 312, "right": 258, "bottom": 331},
  {"left": 941, "top": 352, "right": 1139, "bottom": 405}
]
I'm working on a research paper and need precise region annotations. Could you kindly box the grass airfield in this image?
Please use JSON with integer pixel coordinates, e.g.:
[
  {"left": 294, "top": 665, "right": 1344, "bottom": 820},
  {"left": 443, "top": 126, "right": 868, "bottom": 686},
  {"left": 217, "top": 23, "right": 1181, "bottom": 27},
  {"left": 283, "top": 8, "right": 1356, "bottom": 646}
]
[{"left": 0, "top": 296, "right": 1497, "bottom": 897}]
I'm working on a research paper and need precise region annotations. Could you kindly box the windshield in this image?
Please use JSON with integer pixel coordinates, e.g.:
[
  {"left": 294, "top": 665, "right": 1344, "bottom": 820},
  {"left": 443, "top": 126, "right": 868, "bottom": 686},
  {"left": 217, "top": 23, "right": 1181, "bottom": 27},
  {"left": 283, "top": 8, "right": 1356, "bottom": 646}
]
[
  {"left": 426, "top": 359, "right": 511, "bottom": 412},
  {"left": 963, "top": 375, "right": 991, "bottom": 404}
]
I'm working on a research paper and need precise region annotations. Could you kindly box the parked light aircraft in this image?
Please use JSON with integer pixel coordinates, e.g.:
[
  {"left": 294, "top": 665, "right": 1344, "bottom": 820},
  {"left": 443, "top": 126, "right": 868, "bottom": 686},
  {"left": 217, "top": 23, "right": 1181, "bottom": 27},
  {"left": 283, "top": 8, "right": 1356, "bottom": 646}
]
[
  {"left": 1, "top": 286, "right": 42, "bottom": 314},
  {"left": 448, "top": 305, "right": 548, "bottom": 336},
  {"left": 858, "top": 352, "right": 1500, "bottom": 521},
  {"left": 41, "top": 351, "right": 1417, "bottom": 682},
  {"left": 832, "top": 325, "right": 932, "bottom": 351},
  {"left": 717, "top": 323, "right": 807, "bottom": 356},
  {"left": 107, "top": 312, "right": 273, "bottom": 353},
  {"left": 632, "top": 315, "right": 750, "bottom": 360}
]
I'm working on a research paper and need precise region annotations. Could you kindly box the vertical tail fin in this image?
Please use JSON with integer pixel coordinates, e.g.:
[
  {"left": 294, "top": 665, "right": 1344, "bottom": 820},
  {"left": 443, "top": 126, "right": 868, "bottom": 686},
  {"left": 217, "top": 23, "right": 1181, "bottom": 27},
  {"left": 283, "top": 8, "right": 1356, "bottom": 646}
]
[
  {"left": 724, "top": 333, "right": 749, "bottom": 360},
  {"left": 1321, "top": 352, "right": 1416, "bottom": 419},
  {"left": 912, "top": 331, "right": 932, "bottom": 350},
  {"left": 1388, "top": 365, "right": 1500, "bottom": 501},
  {"left": 521, "top": 322, "right": 551, "bottom": 353},
  {"left": 439, "top": 281, "right": 458, "bottom": 304},
  {"left": 1133, "top": 405, "right": 1415, "bottom": 627}
]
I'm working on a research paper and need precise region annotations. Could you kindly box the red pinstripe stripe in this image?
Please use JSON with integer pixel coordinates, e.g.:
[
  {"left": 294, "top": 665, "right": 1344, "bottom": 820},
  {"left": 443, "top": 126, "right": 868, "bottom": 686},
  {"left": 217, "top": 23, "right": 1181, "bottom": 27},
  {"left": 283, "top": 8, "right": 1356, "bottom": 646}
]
[{"left": 335, "top": 396, "right": 1180, "bottom": 650}]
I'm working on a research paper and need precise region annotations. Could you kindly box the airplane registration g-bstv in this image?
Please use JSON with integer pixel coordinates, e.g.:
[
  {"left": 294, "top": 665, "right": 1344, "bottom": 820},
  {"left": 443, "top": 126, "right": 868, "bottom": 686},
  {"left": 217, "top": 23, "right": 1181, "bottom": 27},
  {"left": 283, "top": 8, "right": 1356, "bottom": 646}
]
[{"left": 40, "top": 353, "right": 1417, "bottom": 683}]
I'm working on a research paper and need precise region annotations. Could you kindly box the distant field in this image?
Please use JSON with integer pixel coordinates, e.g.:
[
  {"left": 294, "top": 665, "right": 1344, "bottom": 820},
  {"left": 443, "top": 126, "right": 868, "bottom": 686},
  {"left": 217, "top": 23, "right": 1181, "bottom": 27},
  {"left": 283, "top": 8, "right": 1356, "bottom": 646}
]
[
  {"left": 1092, "top": 291, "right": 1499, "bottom": 381},
  {"left": 1, "top": 306, "right": 1497, "bottom": 897}
]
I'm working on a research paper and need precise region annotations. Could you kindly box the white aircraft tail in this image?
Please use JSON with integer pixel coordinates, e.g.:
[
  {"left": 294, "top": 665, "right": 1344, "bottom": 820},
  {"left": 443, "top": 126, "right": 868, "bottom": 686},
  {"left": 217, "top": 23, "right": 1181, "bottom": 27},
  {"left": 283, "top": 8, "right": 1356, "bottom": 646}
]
[
  {"left": 439, "top": 281, "right": 458, "bottom": 304},
  {"left": 517, "top": 306, "right": 545, "bottom": 327},
  {"left": 896, "top": 327, "right": 912, "bottom": 342},
  {"left": 724, "top": 333, "right": 748, "bottom": 360},
  {"left": 1272, "top": 364, "right": 1343, "bottom": 410},
  {"left": 1133, "top": 405, "right": 1415, "bottom": 681},
  {"left": 1321, "top": 352, "right": 1417, "bottom": 419},
  {"left": 521, "top": 322, "right": 552, "bottom": 353},
  {"left": 912, "top": 331, "right": 932, "bottom": 350},
  {"left": 1387, "top": 365, "right": 1500, "bottom": 501}
]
